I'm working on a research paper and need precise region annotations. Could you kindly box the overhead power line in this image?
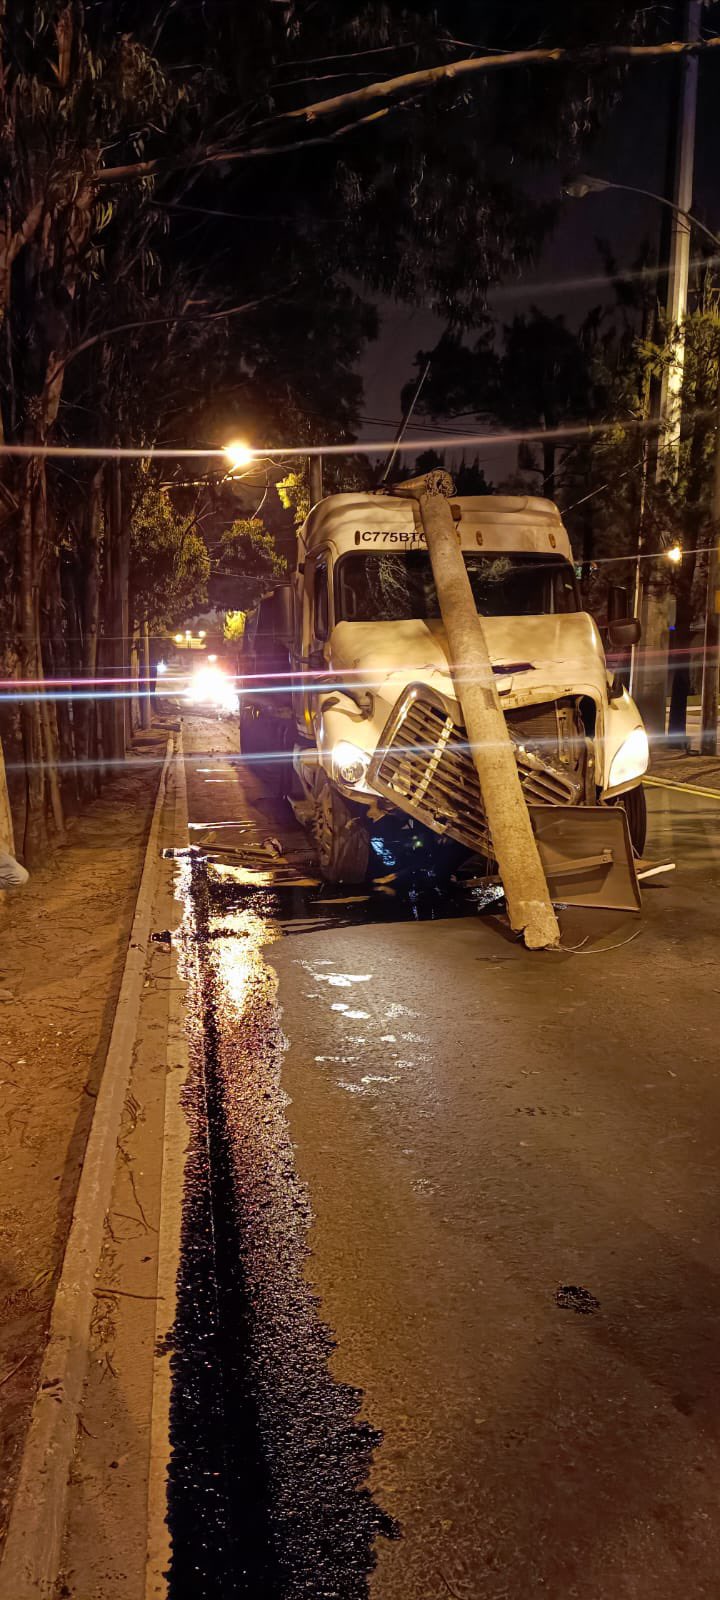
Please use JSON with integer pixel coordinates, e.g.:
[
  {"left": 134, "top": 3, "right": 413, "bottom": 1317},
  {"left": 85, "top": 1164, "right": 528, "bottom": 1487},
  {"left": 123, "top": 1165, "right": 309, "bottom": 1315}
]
[{"left": 0, "top": 410, "right": 712, "bottom": 464}]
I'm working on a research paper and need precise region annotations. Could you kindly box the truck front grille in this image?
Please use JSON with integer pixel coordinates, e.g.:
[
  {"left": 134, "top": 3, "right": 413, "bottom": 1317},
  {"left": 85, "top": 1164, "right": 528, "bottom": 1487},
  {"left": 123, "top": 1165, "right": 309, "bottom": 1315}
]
[{"left": 368, "top": 684, "right": 581, "bottom": 855}]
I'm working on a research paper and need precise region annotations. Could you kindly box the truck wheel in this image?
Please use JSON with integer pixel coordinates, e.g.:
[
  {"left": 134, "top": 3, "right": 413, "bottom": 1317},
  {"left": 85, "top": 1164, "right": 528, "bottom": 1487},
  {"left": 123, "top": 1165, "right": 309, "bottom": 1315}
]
[
  {"left": 616, "top": 783, "right": 647, "bottom": 856},
  {"left": 315, "top": 775, "right": 371, "bottom": 883},
  {"left": 240, "top": 708, "right": 288, "bottom": 796},
  {"left": 239, "top": 703, "right": 259, "bottom": 755}
]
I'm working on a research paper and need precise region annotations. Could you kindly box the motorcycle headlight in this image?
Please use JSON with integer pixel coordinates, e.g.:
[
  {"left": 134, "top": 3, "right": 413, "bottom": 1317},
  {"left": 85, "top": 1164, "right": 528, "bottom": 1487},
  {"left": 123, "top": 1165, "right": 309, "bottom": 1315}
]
[
  {"left": 607, "top": 725, "right": 649, "bottom": 790},
  {"left": 332, "top": 739, "right": 370, "bottom": 788}
]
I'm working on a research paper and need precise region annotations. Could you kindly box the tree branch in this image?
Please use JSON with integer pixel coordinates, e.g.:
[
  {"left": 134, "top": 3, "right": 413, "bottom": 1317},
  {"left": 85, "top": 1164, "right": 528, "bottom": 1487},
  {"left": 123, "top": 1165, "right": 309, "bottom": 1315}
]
[
  {"left": 8, "top": 199, "right": 45, "bottom": 266},
  {"left": 94, "top": 106, "right": 393, "bottom": 185},
  {"left": 90, "top": 36, "right": 720, "bottom": 188},
  {"left": 258, "top": 35, "right": 720, "bottom": 130},
  {"left": 46, "top": 285, "right": 294, "bottom": 387}
]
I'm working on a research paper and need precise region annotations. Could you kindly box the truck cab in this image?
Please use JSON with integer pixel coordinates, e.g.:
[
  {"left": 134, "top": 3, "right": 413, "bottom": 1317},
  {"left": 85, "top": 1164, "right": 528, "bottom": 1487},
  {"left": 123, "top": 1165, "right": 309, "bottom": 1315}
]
[{"left": 240, "top": 491, "right": 648, "bottom": 883}]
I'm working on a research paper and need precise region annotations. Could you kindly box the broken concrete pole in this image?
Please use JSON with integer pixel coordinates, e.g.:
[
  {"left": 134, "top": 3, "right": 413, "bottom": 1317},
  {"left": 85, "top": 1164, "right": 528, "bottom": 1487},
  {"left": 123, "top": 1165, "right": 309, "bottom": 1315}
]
[{"left": 392, "top": 471, "right": 559, "bottom": 951}]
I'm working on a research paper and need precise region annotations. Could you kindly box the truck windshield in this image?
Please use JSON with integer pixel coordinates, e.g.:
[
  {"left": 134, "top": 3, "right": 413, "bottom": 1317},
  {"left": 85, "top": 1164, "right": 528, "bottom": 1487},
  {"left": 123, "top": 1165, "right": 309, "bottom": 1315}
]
[{"left": 335, "top": 551, "right": 578, "bottom": 623}]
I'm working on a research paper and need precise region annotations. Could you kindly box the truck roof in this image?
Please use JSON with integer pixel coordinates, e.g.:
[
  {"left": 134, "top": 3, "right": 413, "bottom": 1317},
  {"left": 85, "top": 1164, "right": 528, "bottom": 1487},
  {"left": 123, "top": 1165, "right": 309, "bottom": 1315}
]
[{"left": 301, "top": 492, "right": 573, "bottom": 561}]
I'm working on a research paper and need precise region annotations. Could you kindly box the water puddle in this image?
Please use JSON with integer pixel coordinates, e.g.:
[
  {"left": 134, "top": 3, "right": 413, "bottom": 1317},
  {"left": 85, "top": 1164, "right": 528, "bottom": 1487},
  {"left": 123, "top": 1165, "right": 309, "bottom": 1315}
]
[{"left": 178, "top": 836, "right": 507, "bottom": 938}]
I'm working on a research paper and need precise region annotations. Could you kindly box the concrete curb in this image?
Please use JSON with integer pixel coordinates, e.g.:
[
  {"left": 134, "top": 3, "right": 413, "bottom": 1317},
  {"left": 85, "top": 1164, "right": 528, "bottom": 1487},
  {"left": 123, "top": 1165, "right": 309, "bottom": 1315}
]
[
  {"left": 0, "top": 736, "right": 174, "bottom": 1600},
  {"left": 145, "top": 733, "right": 189, "bottom": 1599}
]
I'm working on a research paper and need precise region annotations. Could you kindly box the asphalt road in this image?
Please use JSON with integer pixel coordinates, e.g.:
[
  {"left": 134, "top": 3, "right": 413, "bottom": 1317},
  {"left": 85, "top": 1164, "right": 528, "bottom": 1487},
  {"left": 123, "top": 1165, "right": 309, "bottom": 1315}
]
[{"left": 180, "top": 715, "right": 720, "bottom": 1600}]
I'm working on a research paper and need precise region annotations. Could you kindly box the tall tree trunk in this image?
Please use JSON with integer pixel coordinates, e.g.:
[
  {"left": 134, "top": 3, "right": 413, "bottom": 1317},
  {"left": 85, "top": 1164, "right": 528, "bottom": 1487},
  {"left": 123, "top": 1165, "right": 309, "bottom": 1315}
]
[
  {"left": 61, "top": 553, "right": 85, "bottom": 807},
  {"left": 101, "top": 463, "right": 117, "bottom": 762},
  {"left": 18, "top": 463, "right": 46, "bottom": 861},
  {"left": 141, "top": 619, "right": 152, "bottom": 730},
  {"left": 35, "top": 586, "right": 64, "bottom": 840},
  {"left": 46, "top": 554, "right": 78, "bottom": 808},
  {"left": 76, "top": 467, "right": 102, "bottom": 798},
  {"left": 130, "top": 627, "right": 140, "bottom": 733},
  {"left": 542, "top": 438, "right": 556, "bottom": 503},
  {"left": 105, "top": 458, "right": 129, "bottom": 762},
  {"left": 32, "top": 475, "right": 65, "bottom": 840},
  {"left": 118, "top": 462, "right": 131, "bottom": 752}
]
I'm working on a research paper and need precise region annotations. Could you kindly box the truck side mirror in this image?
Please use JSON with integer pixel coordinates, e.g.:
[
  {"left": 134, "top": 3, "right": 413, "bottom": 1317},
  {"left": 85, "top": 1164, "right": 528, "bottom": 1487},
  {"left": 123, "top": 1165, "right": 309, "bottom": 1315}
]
[
  {"left": 272, "top": 583, "right": 294, "bottom": 643},
  {"left": 607, "top": 582, "right": 630, "bottom": 622},
  {"left": 607, "top": 616, "right": 641, "bottom": 649}
]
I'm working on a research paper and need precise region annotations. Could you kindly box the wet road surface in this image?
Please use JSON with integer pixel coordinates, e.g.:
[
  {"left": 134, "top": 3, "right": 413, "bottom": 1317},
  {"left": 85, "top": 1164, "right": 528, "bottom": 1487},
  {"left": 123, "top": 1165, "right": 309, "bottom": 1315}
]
[{"left": 174, "top": 714, "right": 720, "bottom": 1599}]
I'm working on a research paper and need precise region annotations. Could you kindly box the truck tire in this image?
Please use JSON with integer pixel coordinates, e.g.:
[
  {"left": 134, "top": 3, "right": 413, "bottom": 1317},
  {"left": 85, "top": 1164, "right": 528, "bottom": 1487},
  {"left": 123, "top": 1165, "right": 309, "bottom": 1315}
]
[
  {"left": 239, "top": 703, "right": 257, "bottom": 756},
  {"left": 615, "top": 783, "right": 647, "bottom": 857},
  {"left": 240, "top": 706, "right": 289, "bottom": 797},
  {"left": 315, "top": 774, "right": 371, "bottom": 884}
]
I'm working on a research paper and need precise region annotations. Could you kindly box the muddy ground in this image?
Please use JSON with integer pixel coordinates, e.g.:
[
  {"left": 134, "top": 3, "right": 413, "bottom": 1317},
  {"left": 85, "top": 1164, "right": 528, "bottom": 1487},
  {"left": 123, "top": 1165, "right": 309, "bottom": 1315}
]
[{"left": 0, "top": 735, "right": 165, "bottom": 1544}]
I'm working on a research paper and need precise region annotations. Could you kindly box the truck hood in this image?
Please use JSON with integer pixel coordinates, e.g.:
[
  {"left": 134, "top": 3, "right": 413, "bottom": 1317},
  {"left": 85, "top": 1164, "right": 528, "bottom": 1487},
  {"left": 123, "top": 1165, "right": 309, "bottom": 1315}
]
[{"left": 330, "top": 613, "right": 609, "bottom": 713}]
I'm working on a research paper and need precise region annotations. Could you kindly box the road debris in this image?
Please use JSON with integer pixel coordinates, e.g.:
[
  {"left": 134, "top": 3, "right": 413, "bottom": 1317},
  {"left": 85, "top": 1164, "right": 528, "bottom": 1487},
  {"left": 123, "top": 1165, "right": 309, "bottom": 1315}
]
[{"left": 555, "top": 1285, "right": 601, "bottom": 1315}]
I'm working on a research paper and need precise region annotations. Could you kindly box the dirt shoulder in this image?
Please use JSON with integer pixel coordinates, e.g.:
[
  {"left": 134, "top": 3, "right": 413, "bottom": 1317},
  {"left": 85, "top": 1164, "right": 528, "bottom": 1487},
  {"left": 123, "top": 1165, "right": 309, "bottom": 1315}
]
[{"left": 0, "top": 731, "right": 167, "bottom": 1546}]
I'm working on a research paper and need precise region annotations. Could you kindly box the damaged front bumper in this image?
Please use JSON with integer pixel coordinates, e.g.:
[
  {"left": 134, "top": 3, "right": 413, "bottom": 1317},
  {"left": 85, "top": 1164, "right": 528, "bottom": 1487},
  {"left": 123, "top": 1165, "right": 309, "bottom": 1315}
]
[{"left": 367, "top": 682, "right": 640, "bottom": 911}]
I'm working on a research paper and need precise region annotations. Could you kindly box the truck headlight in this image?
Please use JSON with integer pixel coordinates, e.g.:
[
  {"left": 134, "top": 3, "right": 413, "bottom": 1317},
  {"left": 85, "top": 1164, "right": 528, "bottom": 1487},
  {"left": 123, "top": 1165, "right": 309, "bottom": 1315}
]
[
  {"left": 332, "top": 739, "right": 370, "bottom": 787},
  {"left": 607, "top": 725, "right": 649, "bottom": 790}
]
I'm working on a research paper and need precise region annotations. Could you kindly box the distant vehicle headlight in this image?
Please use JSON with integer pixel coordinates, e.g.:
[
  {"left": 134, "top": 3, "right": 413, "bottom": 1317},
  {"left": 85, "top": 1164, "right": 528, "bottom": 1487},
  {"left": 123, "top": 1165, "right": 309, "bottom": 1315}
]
[
  {"left": 332, "top": 739, "right": 370, "bottom": 788},
  {"left": 185, "top": 665, "right": 238, "bottom": 714},
  {"left": 607, "top": 725, "right": 649, "bottom": 790}
]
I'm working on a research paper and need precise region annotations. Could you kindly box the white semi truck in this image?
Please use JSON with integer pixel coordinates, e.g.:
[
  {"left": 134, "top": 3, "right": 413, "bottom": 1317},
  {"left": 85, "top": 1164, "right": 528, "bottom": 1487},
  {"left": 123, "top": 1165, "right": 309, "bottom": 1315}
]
[{"left": 239, "top": 490, "right": 649, "bottom": 895}]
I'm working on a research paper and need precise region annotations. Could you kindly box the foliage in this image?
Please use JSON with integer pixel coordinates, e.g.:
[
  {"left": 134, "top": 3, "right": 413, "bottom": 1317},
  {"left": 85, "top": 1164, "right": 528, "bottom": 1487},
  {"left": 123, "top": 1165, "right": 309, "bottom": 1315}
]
[
  {"left": 278, "top": 472, "right": 311, "bottom": 533},
  {"left": 130, "top": 480, "right": 210, "bottom": 630},
  {"left": 217, "top": 518, "right": 286, "bottom": 608},
  {"left": 0, "top": 0, "right": 670, "bottom": 851},
  {"left": 406, "top": 307, "right": 597, "bottom": 498},
  {"left": 207, "top": 0, "right": 655, "bottom": 328},
  {"left": 387, "top": 450, "right": 492, "bottom": 494},
  {"left": 278, "top": 457, "right": 375, "bottom": 532},
  {"left": 223, "top": 610, "right": 247, "bottom": 644}
]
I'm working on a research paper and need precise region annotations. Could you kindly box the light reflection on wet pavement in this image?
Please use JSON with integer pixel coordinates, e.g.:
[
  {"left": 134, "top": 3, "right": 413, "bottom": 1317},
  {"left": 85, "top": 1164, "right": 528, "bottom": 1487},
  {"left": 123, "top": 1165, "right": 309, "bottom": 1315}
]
[{"left": 166, "top": 844, "right": 400, "bottom": 1599}]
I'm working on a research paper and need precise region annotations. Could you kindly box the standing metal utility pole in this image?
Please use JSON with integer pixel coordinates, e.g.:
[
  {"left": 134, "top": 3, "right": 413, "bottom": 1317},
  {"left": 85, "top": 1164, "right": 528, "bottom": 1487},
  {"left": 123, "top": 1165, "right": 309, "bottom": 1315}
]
[
  {"left": 308, "top": 454, "right": 323, "bottom": 506},
  {"left": 392, "top": 471, "right": 559, "bottom": 950},
  {"left": 634, "top": 0, "right": 701, "bottom": 738},
  {"left": 656, "top": 0, "right": 701, "bottom": 479}
]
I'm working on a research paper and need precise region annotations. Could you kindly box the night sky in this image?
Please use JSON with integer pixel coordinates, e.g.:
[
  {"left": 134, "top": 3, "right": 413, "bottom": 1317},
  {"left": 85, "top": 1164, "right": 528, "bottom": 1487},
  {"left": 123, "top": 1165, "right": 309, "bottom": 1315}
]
[{"left": 360, "top": 41, "right": 720, "bottom": 480}]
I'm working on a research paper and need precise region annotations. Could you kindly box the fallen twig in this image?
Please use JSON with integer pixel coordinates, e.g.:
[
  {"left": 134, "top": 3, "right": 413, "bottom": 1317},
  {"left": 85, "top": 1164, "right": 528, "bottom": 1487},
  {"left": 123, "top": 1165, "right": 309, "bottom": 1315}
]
[
  {"left": 93, "top": 1286, "right": 163, "bottom": 1301},
  {"left": 0, "top": 1351, "right": 31, "bottom": 1387},
  {"left": 437, "top": 1572, "right": 463, "bottom": 1600}
]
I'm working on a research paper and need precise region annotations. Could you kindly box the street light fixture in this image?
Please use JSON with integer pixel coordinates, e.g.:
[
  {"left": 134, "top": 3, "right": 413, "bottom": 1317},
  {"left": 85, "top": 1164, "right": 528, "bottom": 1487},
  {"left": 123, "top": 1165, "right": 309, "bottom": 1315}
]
[
  {"left": 562, "top": 174, "right": 613, "bottom": 199},
  {"left": 563, "top": 173, "right": 720, "bottom": 252},
  {"left": 666, "top": 543, "right": 683, "bottom": 564},
  {"left": 223, "top": 440, "right": 254, "bottom": 472}
]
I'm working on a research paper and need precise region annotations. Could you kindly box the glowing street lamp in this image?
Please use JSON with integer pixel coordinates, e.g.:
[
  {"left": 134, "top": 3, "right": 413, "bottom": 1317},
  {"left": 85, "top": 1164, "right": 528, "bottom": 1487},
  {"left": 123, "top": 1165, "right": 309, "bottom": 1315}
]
[
  {"left": 223, "top": 440, "right": 254, "bottom": 473},
  {"left": 666, "top": 543, "right": 683, "bottom": 565}
]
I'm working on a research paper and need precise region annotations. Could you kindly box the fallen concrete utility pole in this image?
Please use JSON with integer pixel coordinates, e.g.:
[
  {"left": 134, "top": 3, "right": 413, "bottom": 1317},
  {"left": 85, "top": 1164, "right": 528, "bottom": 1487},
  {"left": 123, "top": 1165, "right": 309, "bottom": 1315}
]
[{"left": 392, "top": 471, "right": 560, "bottom": 950}]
